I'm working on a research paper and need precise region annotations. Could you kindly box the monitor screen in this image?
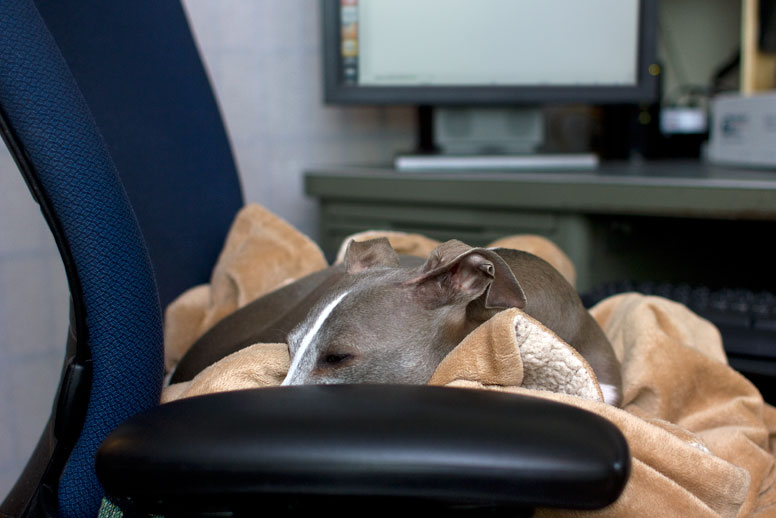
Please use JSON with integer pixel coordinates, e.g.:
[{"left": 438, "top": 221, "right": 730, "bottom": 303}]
[{"left": 323, "top": 0, "right": 658, "bottom": 105}]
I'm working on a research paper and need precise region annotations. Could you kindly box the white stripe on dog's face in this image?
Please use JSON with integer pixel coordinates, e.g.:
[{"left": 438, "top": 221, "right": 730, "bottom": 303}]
[{"left": 282, "top": 291, "right": 349, "bottom": 386}]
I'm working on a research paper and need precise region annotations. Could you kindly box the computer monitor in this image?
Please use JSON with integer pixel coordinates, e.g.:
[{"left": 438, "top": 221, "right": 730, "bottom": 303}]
[
  {"left": 323, "top": 0, "right": 658, "bottom": 105},
  {"left": 322, "top": 0, "right": 659, "bottom": 163}
]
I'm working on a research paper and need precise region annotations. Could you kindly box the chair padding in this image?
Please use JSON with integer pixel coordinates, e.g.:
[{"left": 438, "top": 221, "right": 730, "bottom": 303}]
[
  {"left": 34, "top": 0, "right": 244, "bottom": 308},
  {"left": 97, "top": 385, "right": 629, "bottom": 514},
  {"left": 0, "top": 1, "right": 164, "bottom": 515}
]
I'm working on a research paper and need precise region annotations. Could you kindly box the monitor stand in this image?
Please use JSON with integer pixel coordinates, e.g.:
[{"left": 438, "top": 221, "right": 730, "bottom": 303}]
[{"left": 395, "top": 106, "right": 599, "bottom": 171}]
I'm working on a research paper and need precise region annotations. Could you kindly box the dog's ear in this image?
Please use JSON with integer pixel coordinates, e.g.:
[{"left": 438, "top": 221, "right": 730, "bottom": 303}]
[
  {"left": 407, "top": 240, "right": 526, "bottom": 311},
  {"left": 344, "top": 238, "right": 400, "bottom": 274}
]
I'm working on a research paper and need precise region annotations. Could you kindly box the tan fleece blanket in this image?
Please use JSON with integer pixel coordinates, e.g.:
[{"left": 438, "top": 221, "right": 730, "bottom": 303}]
[{"left": 162, "top": 204, "right": 776, "bottom": 518}]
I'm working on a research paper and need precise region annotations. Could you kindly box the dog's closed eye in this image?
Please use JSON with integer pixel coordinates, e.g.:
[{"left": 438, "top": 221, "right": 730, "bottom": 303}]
[{"left": 319, "top": 352, "right": 353, "bottom": 366}]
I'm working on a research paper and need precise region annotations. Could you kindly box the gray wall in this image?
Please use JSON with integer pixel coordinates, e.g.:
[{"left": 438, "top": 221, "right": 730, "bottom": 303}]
[
  {"left": 0, "top": 150, "right": 71, "bottom": 500},
  {"left": 658, "top": 0, "right": 741, "bottom": 106},
  {"left": 182, "top": 0, "right": 415, "bottom": 237}
]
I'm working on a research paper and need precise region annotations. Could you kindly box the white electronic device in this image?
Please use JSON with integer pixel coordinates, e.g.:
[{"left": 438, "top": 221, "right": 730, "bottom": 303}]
[{"left": 708, "top": 92, "right": 776, "bottom": 168}]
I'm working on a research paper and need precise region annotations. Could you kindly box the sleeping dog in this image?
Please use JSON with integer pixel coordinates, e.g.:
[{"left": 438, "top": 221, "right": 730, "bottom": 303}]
[{"left": 172, "top": 238, "right": 622, "bottom": 406}]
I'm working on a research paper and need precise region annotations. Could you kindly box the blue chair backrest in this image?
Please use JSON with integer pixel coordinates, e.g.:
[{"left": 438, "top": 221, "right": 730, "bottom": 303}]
[
  {"left": 34, "top": 0, "right": 244, "bottom": 309},
  {"left": 0, "top": 0, "right": 243, "bottom": 515}
]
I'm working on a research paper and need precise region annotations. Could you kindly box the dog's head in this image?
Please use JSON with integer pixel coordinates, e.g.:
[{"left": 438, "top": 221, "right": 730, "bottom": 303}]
[{"left": 281, "top": 238, "right": 526, "bottom": 385}]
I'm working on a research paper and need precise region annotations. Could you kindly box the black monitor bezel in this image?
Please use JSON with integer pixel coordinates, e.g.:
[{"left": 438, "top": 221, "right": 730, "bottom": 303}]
[{"left": 322, "top": 0, "right": 659, "bottom": 106}]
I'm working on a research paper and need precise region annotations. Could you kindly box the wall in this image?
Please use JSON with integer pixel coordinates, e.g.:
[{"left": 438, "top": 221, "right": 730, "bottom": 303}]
[
  {"left": 658, "top": 0, "right": 741, "bottom": 106},
  {"left": 0, "top": 0, "right": 414, "bottom": 500},
  {"left": 0, "top": 150, "right": 71, "bottom": 499},
  {"left": 181, "top": 0, "right": 415, "bottom": 238}
]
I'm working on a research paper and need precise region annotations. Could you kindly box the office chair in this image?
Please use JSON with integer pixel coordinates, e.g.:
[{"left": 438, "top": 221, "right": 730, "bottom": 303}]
[{"left": 0, "top": 1, "right": 629, "bottom": 516}]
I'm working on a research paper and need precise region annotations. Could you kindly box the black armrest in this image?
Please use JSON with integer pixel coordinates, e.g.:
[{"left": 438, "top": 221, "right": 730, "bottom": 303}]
[{"left": 97, "top": 385, "right": 629, "bottom": 515}]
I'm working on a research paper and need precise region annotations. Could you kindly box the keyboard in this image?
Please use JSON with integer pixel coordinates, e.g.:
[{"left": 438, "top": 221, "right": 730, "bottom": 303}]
[{"left": 582, "top": 281, "right": 776, "bottom": 379}]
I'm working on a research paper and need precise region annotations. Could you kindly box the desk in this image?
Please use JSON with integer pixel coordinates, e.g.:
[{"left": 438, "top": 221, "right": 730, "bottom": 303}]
[{"left": 305, "top": 160, "right": 776, "bottom": 292}]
